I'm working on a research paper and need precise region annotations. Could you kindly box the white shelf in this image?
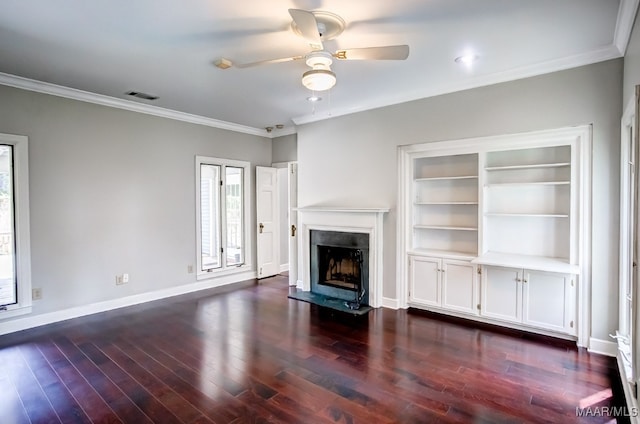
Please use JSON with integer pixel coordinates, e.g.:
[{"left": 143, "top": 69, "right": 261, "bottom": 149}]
[
  {"left": 485, "top": 213, "right": 569, "bottom": 218},
  {"left": 415, "top": 175, "right": 478, "bottom": 181},
  {"left": 414, "top": 225, "right": 477, "bottom": 231},
  {"left": 471, "top": 252, "right": 579, "bottom": 274},
  {"left": 415, "top": 201, "right": 478, "bottom": 205},
  {"left": 485, "top": 181, "right": 570, "bottom": 187},
  {"left": 408, "top": 248, "right": 477, "bottom": 260},
  {"left": 485, "top": 162, "right": 570, "bottom": 171}
]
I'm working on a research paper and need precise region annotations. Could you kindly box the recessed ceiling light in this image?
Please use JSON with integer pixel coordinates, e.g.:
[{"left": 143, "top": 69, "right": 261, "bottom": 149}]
[
  {"left": 307, "top": 96, "right": 322, "bottom": 102},
  {"left": 455, "top": 54, "right": 479, "bottom": 65}
]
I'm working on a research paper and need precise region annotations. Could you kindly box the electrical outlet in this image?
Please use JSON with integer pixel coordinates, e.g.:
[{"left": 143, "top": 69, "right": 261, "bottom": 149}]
[
  {"left": 32, "top": 288, "right": 42, "bottom": 300},
  {"left": 187, "top": 265, "right": 194, "bottom": 274},
  {"left": 116, "top": 275, "right": 124, "bottom": 285},
  {"left": 122, "top": 273, "right": 129, "bottom": 283}
]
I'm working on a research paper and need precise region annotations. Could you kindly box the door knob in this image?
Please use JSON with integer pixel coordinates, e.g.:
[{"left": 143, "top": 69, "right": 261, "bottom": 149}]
[
  {"left": 259, "top": 223, "right": 264, "bottom": 233},
  {"left": 291, "top": 224, "right": 297, "bottom": 237}
]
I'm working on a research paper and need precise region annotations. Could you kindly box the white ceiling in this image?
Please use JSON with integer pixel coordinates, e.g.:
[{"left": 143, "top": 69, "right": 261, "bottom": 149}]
[{"left": 0, "top": 0, "right": 634, "bottom": 136}]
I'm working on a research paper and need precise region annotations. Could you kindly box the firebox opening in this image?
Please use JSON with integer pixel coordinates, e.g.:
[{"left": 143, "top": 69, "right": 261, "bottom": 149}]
[
  {"left": 309, "top": 230, "right": 370, "bottom": 306},
  {"left": 318, "top": 246, "right": 362, "bottom": 292}
]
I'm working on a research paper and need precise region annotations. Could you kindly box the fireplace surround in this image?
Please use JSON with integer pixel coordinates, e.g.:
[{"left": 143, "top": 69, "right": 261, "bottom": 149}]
[{"left": 295, "top": 207, "right": 388, "bottom": 308}]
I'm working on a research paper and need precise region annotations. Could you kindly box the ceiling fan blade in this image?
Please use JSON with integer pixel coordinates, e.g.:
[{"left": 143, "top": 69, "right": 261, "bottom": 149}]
[
  {"left": 288, "top": 9, "right": 323, "bottom": 50},
  {"left": 334, "top": 45, "right": 410, "bottom": 61},
  {"left": 234, "top": 55, "right": 304, "bottom": 69}
]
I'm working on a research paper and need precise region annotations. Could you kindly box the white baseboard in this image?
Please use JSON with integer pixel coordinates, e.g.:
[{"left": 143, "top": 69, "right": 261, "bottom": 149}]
[
  {"left": 382, "top": 297, "right": 399, "bottom": 309},
  {"left": 279, "top": 263, "right": 289, "bottom": 273},
  {"left": 588, "top": 337, "right": 618, "bottom": 357},
  {"left": 0, "top": 270, "right": 257, "bottom": 336}
]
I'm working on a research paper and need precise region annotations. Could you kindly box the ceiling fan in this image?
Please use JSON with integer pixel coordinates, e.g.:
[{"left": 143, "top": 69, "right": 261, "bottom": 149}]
[{"left": 218, "top": 9, "right": 410, "bottom": 92}]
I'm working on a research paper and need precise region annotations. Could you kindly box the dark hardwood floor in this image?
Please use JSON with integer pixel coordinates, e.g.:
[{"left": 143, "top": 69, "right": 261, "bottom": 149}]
[{"left": 0, "top": 275, "right": 628, "bottom": 423}]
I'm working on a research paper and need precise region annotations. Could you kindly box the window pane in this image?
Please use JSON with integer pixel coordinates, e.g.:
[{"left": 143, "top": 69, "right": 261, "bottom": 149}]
[
  {"left": 0, "top": 146, "right": 16, "bottom": 307},
  {"left": 225, "top": 166, "right": 244, "bottom": 266},
  {"left": 201, "top": 164, "right": 221, "bottom": 270}
]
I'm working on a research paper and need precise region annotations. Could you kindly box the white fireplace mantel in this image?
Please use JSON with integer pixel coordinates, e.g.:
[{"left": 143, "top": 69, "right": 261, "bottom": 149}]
[{"left": 296, "top": 206, "right": 389, "bottom": 308}]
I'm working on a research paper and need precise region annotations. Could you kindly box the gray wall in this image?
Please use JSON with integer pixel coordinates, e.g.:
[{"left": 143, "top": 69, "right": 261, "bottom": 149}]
[
  {"left": 624, "top": 10, "right": 640, "bottom": 106},
  {"left": 272, "top": 134, "right": 297, "bottom": 163},
  {"left": 297, "top": 59, "right": 623, "bottom": 341},
  {"left": 0, "top": 84, "right": 271, "bottom": 319}
]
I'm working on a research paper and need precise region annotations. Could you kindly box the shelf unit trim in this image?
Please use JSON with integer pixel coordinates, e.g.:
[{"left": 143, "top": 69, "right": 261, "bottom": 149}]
[
  {"left": 485, "top": 213, "right": 569, "bottom": 218},
  {"left": 415, "top": 201, "right": 479, "bottom": 205},
  {"left": 485, "top": 162, "right": 570, "bottom": 171},
  {"left": 415, "top": 175, "right": 478, "bottom": 181},
  {"left": 413, "top": 225, "right": 478, "bottom": 231},
  {"left": 471, "top": 252, "right": 579, "bottom": 274},
  {"left": 485, "top": 181, "right": 570, "bottom": 187},
  {"left": 408, "top": 249, "right": 477, "bottom": 260}
]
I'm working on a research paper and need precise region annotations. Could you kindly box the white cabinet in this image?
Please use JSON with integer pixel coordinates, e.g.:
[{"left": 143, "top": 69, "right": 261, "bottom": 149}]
[
  {"left": 523, "top": 270, "right": 575, "bottom": 334},
  {"left": 442, "top": 260, "right": 477, "bottom": 315},
  {"left": 480, "top": 265, "right": 576, "bottom": 335},
  {"left": 481, "top": 266, "right": 521, "bottom": 323},
  {"left": 409, "top": 255, "right": 477, "bottom": 316},
  {"left": 409, "top": 256, "right": 440, "bottom": 307}
]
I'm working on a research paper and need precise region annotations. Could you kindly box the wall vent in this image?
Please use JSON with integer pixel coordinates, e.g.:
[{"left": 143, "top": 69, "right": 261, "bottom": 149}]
[{"left": 126, "top": 91, "right": 158, "bottom": 101}]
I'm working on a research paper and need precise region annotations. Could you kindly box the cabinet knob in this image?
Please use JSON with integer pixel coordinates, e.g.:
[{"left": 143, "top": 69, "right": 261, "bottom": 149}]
[{"left": 516, "top": 278, "right": 522, "bottom": 282}]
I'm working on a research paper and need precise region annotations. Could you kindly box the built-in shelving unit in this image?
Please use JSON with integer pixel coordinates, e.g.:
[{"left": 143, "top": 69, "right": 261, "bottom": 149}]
[
  {"left": 412, "top": 153, "right": 479, "bottom": 256},
  {"left": 479, "top": 145, "right": 573, "bottom": 270},
  {"left": 399, "top": 126, "right": 590, "bottom": 342}
]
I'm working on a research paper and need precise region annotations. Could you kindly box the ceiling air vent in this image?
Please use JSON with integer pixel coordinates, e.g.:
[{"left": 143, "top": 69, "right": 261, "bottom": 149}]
[{"left": 126, "top": 91, "right": 158, "bottom": 101}]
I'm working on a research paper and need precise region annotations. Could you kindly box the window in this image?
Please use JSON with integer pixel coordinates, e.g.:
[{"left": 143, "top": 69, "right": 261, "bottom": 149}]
[
  {"left": 196, "top": 156, "right": 250, "bottom": 277},
  {"left": 0, "top": 133, "right": 31, "bottom": 319}
]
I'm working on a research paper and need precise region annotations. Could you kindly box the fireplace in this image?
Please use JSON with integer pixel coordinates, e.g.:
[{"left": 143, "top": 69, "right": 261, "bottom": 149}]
[
  {"left": 293, "top": 207, "right": 389, "bottom": 310},
  {"left": 310, "top": 230, "right": 369, "bottom": 307}
]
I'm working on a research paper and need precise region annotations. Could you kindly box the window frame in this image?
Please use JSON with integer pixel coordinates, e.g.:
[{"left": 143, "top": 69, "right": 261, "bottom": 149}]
[
  {"left": 195, "top": 156, "right": 251, "bottom": 280},
  {"left": 0, "top": 133, "right": 31, "bottom": 319}
]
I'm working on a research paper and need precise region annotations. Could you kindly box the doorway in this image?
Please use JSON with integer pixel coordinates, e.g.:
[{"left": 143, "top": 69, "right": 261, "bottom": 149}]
[{"left": 273, "top": 162, "right": 298, "bottom": 286}]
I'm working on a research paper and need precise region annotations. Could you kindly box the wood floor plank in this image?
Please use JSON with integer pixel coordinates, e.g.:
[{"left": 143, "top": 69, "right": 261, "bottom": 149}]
[
  {"left": 18, "top": 343, "right": 92, "bottom": 424},
  {"left": 1, "top": 345, "right": 61, "bottom": 424},
  {"left": 0, "top": 275, "right": 629, "bottom": 423},
  {"left": 52, "top": 337, "right": 154, "bottom": 424},
  {"left": 35, "top": 341, "right": 122, "bottom": 424},
  {"left": 96, "top": 341, "right": 214, "bottom": 424},
  {"left": 0, "top": 357, "right": 32, "bottom": 424}
]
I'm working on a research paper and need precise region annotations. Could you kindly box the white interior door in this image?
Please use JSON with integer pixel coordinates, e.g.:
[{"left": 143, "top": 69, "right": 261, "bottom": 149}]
[
  {"left": 256, "top": 166, "right": 279, "bottom": 279},
  {"left": 288, "top": 162, "right": 298, "bottom": 286}
]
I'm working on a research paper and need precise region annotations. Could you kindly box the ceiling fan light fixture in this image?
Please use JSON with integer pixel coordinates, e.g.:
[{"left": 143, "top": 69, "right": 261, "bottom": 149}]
[{"left": 302, "top": 69, "right": 336, "bottom": 91}]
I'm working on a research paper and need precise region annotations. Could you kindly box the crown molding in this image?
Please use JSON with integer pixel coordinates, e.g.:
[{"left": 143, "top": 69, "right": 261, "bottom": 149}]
[
  {"left": 292, "top": 44, "right": 622, "bottom": 126},
  {"left": 0, "top": 72, "right": 277, "bottom": 137},
  {"left": 614, "top": 0, "right": 640, "bottom": 55}
]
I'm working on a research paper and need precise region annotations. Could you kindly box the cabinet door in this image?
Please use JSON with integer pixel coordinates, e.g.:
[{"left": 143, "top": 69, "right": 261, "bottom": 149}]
[
  {"left": 409, "top": 256, "right": 440, "bottom": 307},
  {"left": 481, "top": 266, "right": 522, "bottom": 323},
  {"left": 442, "top": 259, "right": 477, "bottom": 315},
  {"left": 523, "top": 270, "right": 575, "bottom": 334}
]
